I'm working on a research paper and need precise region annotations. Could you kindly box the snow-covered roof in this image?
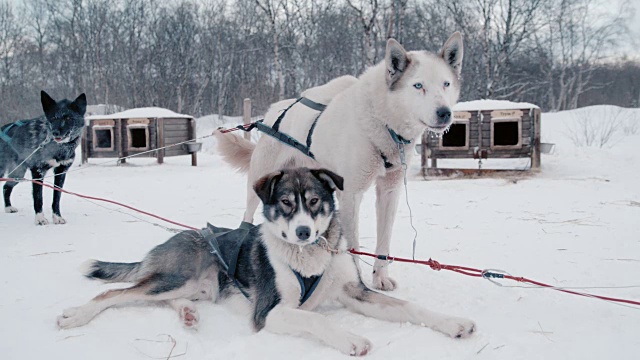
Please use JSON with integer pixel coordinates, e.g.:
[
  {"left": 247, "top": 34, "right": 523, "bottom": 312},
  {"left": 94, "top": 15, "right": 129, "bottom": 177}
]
[
  {"left": 86, "top": 107, "right": 193, "bottom": 120},
  {"left": 453, "top": 100, "right": 539, "bottom": 112}
]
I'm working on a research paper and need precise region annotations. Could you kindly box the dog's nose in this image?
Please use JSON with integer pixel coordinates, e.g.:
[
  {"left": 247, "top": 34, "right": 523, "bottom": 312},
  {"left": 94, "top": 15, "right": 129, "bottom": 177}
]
[
  {"left": 296, "top": 226, "right": 311, "bottom": 241},
  {"left": 436, "top": 107, "right": 451, "bottom": 124},
  {"left": 51, "top": 130, "right": 61, "bottom": 137}
]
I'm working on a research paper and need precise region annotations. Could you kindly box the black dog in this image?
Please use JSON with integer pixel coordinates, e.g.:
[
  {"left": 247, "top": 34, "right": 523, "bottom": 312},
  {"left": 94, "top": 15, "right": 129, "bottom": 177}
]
[{"left": 1, "top": 91, "right": 86, "bottom": 225}]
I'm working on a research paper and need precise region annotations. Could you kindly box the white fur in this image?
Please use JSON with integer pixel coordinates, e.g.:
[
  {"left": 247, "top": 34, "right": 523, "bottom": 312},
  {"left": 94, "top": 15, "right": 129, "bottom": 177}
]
[
  {"left": 259, "top": 232, "right": 475, "bottom": 355},
  {"left": 218, "top": 34, "right": 464, "bottom": 290},
  {"left": 34, "top": 212, "right": 48, "bottom": 225},
  {"left": 4, "top": 206, "right": 18, "bottom": 213},
  {"left": 52, "top": 214, "right": 66, "bottom": 224}
]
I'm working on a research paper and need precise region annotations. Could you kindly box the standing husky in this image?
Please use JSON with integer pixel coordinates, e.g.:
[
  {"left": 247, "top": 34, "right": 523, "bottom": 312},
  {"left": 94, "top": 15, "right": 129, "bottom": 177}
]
[
  {"left": 215, "top": 33, "right": 464, "bottom": 290},
  {"left": 57, "top": 167, "right": 475, "bottom": 356},
  {"left": 1, "top": 91, "right": 86, "bottom": 225}
]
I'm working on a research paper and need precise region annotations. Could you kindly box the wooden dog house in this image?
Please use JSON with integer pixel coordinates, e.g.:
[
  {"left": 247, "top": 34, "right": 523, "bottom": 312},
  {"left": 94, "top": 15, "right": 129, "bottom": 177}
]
[
  {"left": 421, "top": 100, "right": 541, "bottom": 175},
  {"left": 83, "top": 107, "right": 199, "bottom": 165}
]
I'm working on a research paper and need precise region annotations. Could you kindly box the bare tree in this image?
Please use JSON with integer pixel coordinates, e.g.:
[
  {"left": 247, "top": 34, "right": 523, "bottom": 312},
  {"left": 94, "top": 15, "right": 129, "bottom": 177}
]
[
  {"left": 346, "top": 0, "right": 380, "bottom": 66},
  {"left": 255, "top": 0, "right": 287, "bottom": 100}
]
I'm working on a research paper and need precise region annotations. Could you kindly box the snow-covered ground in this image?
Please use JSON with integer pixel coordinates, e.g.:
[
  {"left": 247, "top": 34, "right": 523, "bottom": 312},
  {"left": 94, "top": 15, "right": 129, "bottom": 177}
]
[{"left": 1, "top": 106, "right": 639, "bottom": 359}]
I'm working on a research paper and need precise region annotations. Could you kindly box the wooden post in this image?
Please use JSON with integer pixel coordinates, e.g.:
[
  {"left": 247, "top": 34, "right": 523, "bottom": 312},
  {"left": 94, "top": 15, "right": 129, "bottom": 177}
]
[
  {"left": 531, "top": 108, "right": 541, "bottom": 169},
  {"left": 189, "top": 118, "right": 197, "bottom": 166},
  {"left": 421, "top": 131, "right": 428, "bottom": 176},
  {"left": 81, "top": 125, "right": 88, "bottom": 164},
  {"left": 157, "top": 118, "right": 164, "bottom": 164},
  {"left": 243, "top": 98, "right": 251, "bottom": 140},
  {"left": 117, "top": 118, "right": 125, "bottom": 164}
]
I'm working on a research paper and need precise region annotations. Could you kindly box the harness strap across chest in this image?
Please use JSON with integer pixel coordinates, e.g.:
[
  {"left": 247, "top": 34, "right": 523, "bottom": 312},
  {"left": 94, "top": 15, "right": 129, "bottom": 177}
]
[{"left": 200, "top": 222, "right": 323, "bottom": 305}]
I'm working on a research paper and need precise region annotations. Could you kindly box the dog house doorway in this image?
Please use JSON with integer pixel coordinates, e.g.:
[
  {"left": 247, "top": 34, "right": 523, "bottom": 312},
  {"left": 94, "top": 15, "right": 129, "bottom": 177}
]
[
  {"left": 491, "top": 110, "right": 523, "bottom": 150},
  {"left": 441, "top": 122, "right": 469, "bottom": 148},
  {"left": 92, "top": 120, "right": 115, "bottom": 151},
  {"left": 440, "top": 111, "right": 470, "bottom": 150},
  {"left": 127, "top": 119, "right": 150, "bottom": 151}
]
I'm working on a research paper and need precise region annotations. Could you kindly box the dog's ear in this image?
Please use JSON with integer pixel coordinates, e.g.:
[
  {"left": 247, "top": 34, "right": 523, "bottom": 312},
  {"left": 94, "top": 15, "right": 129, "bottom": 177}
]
[
  {"left": 253, "top": 171, "right": 284, "bottom": 204},
  {"left": 439, "top": 32, "right": 464, "bottom": 77},
  {"left": 70, "top": 93, "right": 87, "bottom": 115},
  {"left": 41, "top": 91, "right": 57, "bottom": 116},
  {"left": 311, "top": 169, "right": 344, "bottom": 192},
  {"left": 385, "top": 38, "right": 410, "bottom": 89}
]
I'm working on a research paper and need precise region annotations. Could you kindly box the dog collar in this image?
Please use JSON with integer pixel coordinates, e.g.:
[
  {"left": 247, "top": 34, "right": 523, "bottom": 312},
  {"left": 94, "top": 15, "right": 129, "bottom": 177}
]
[{"left": 386, "top": 126, "right": 412, "bottom": 146}]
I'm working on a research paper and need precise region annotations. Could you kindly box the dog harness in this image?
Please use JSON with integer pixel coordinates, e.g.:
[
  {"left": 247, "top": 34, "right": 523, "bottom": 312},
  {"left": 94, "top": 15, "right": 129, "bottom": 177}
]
[
  {"left": 0, "top": 120, "right": 27, "bottom": 154},
  {"left": 199, "top": 222, "right": 324, "bottom": 305},
  {"left": 235, "top": 96, "right": 411, "bottom": 170}
]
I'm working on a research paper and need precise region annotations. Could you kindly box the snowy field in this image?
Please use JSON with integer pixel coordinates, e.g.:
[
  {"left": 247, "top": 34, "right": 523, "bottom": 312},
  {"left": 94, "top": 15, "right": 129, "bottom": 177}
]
[{"left": 1, "top": 106, "right": 639, "bottom": 359}]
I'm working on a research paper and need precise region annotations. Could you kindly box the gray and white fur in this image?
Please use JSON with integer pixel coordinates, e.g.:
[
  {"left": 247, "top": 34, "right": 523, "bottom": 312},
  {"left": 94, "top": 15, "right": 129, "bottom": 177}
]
[{"left": 57, "top": 167, "right": 475, "bottom": 356}]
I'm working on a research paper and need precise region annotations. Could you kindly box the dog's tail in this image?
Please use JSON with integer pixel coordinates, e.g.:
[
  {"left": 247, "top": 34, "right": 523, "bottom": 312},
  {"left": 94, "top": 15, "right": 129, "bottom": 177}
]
[
  {"left": 81, "top": 260, "right": 143, "bottom": 283},
  {"left": 213, "top": 129, "right": 255, "bottom": 173}
]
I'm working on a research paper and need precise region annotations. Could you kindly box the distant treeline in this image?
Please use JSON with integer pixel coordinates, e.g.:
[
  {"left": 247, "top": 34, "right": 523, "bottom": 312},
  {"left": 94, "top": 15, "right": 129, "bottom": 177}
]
[{"left": 0, "top": 0, "right": 636, "bottom": 125}]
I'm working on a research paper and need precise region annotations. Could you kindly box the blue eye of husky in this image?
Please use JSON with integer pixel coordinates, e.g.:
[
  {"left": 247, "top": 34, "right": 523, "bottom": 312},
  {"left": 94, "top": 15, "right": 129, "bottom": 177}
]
[
  {"left": 444, "top": 81, "right": 451, "bottom": 87},
  {"left": 413, "top": 83, "right": 423, "bottom": 90}
]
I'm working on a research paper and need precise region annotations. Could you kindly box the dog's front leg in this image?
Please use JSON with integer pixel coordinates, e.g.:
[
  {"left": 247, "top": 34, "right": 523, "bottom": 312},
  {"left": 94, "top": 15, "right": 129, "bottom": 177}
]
[
  {"left": 338, "top": 191, "right": 363, "bottom": 250},
  {"left": 52, "top": 163, "right": 72, "bottom": 224},
  {"left": 340, "top": 282, "right": 476, "bottom": 339},
  {"left": 30, "top": 167, "right": 48, "bottom": 225},
  {"left": 372, "top": 172, "right": 403, "bottom": 290},
  {"left": 264, "top": 305, "right": 371, "bottom": 356}
]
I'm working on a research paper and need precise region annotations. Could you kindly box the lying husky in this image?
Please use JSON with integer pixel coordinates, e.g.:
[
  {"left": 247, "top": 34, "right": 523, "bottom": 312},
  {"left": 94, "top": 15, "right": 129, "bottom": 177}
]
[
  {"left": 1, "top": 91, "right": 86, "bottom": 225},
  {"left": 215, "top": 33, "right": 463, "bottom": 291},
  {"left": 57, "top": 167, "right": 475, "bottom": 356}
]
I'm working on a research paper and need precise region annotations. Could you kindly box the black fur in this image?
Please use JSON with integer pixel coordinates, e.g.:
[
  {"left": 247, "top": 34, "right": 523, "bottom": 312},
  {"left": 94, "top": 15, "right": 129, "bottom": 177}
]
[{"left": 1, "top": 91, "right": 86, "bottom": 223}]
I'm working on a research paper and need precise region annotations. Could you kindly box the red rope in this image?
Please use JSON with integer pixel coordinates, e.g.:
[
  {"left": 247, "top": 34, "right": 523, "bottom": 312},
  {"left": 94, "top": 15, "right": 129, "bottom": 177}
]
[
  {"left": 3, "top": 176, "right": 639, "bottom": 307},
  {"left": 218, "top": 123, "right": 256, "bottom": 134},
  {"left": 348, "top": 249, "right": 640, "bottom": 307}
]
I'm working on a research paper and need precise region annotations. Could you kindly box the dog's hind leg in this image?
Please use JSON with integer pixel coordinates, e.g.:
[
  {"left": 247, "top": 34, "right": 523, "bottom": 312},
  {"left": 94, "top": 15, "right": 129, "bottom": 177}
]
[
  {"left": 57, "top": 273, "right": 197, "bottom": 329},
  {"left": 167, "top": 299, "right": 200, "bottom": 329},
  {"left": 30, "top": 167, "right": 49, "bottom": 225},
  {"left": 3, "top": 165, "right": 25, "bottom": 213},
  {"left": 264, "top": 305, "right": 371, "bottom": 356},
  {"left": 3, "top": 180, "right": 20, "bottom": 213},
  {"left": 51, "top": 163, "right": 72, "bottom": 224},
  {"left": 340, "top": 282, "right": 476, "bottom": 339}
]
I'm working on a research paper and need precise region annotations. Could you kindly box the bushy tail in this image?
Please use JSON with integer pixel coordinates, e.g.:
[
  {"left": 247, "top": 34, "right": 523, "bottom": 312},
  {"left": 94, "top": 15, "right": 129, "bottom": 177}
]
[
  {"left": 81, "top": 260, "right": 143, "bottom": 283},
  {"left": 213, "top": 129, "right": 255, "bottom": 173}
]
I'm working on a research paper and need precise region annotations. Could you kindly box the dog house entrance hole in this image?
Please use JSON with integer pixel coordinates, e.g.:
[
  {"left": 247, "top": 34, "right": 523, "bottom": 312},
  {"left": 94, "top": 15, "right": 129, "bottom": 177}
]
[
  {"left": 493, "top": 121, "right": 519, "bottom": 146},
  {"left": 128, "top": 127, "right": 148, "bottom": 149},
  {"left": 442, "top": 123, "right": 468, "bottom": 148},
  {"left": 94, "top": 128, "right": 113, "bottom": 150}
]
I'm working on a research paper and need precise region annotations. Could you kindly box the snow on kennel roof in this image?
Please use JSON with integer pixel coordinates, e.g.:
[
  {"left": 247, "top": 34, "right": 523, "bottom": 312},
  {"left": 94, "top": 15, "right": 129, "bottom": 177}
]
[
  {"left": 453, "top": 100, "right": 539, "bottom": 112},
  {"left": 86, "top": 107, "right": 193, "bottom": 120}
]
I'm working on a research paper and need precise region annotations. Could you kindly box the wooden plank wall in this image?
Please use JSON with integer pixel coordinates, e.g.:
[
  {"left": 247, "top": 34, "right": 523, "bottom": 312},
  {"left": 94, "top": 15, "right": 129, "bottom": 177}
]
[{"left": 162, "top": 118, "right": 190, "bottom": 157}]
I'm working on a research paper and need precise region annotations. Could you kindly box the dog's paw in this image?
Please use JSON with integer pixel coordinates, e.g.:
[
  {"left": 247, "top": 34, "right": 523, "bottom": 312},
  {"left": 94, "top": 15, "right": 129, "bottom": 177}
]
[
  {"left": 57, "top": 307, "right": 94, "bottom": 329},
  {"left": 34, "top": 213, "right": 49, "bottom": 225},
  {"left": 338, "top": 333, "right": 371, "bottom": 356},
  {"left": 178, "top": 304, "right": 199, "bottom": 329},
  {"left": 434, "top": 317, "right": 476, "bottom": 339},
  {"left": 372, "top": 268, "right": 397, "bottom": 291},
  {"left": 4, "top": 206, "right": 18, "bottom": 213},
  {"left": 52, "top": 214, "right": 67, "bottom": 224}
]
